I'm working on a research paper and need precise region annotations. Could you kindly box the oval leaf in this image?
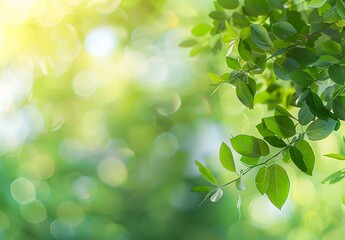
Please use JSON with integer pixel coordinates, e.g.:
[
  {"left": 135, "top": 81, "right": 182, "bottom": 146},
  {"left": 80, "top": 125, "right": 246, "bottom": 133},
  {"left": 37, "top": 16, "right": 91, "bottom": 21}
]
[
  {"left": 289, "top": 71, "right": 315, "bottom": 87},
  {"left": 306, "top": 92, "right": 329, "bottom": 119},
  {"left": 333, "top": 96, "right": 345, "bottom": 120},
  {"left": 219, "top": 142, "right": 236, "bottom": 172},
  {"left": 236, "top": 82, "right": 254, "bottom": 109},
  {"left": 250, "top": 24, "right": 273, "bottom": 51},
  {"left": 328, "top": 64, "right": 345, "bottom": 85},
  {"left": 295, "top": 140, "right": 315, "bottom": 176},
  {"left": 289, "top": 146, "right": 307, "bottom": 173},
  {"left": 192, "top": 186, "right": 213, "bottom": 192},
  {"left": 230, "top": 134, "right": 270, "bottom": 158},
  {"left": 266, "top": 164, "right": 290, "bottom": 209},
  {"left": 195, "top": 161, "right": 218, "bottom": 185},
  {"left": 306, "top": 118, "right": 338, "bottom": 141},
  {"left": 218, "top": 0, "right": 239, "bottom": 9},
  {"left": 262, "top": 115, "right": 296, "bottom": 139},
  {"left": 255, "top": 167, "right": 270, "bottom": 195}
]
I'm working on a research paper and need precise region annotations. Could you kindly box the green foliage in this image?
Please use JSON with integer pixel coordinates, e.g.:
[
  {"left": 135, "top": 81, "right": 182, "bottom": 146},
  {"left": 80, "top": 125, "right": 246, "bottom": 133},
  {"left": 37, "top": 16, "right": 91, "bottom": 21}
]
[{"left": 188, "top": 0, "right": 345, "bottom": 210}]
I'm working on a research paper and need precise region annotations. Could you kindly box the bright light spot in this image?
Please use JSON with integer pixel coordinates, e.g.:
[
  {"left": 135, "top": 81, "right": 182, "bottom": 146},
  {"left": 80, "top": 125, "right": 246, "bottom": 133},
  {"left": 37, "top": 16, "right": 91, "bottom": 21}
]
[
  {"left": 156, "top": 93, "right": 182, "bottom": 116},
  {"left": 87, "top": 0, "right": 122, "bottom": 14},
  {"left": 59, "top": 138, "right": 84, "bottom": 164},
  {"left": 73, "top": 70, "right": 99, "bottom": 98},
  {"left": 20, "top": 200, "right": 47, "bottom": 224},
  {"left": 57, "top": 201, "right": 84, "bottom": 226},
  {"left": 97, "top": 157, "right": 128, "bottom": 187},
  {"left": 84, "top": 27, "right": 118, "bottom": 57},
  {"left": 73, "top": 176, "right": 98, "bottom": 201},
  {"left": 154, "top": 132, "right": 179, "bottom": 156},
  {"left": 142, "top": 57, "right": 168, "bottom": 83},
  {"left": 291, "top": 177, "right": 316, "bottom": 206},
  {"left": 11, "top": 178, "right": 36, "bottom": 204}
]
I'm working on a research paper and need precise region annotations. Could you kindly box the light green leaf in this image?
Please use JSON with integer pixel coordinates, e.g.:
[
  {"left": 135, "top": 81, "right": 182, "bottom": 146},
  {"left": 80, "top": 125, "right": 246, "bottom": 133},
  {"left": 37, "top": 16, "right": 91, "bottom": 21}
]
[
  {"left": 191, "top": 24, "right": 211, "bottom": 37},
  {"left": 256, "top": 123, "right": 276, "bottom": 138},
  {"left": 210, "top": 188, "right": 223, "bottom": 202},
  {"left": 219, "top": 142, "right": 236, "bottom": 172},
  {"left": 230, "top": 134, "right": 270, "bottom": 158},
  {"left": 236, "top": 81, "right": 254, "bottom": 109},
  {"left": 289, "top": 71, "right": 315, "bottom": 87},
  {"left": 250, "top": 24, "right": 274, "bottom": 51},
  {"left": 306, "top": 118, "right": 338, "bottom": 141},
  {"left": 262, "top": 115, "right": 296, "bottom": 139},
  {"left": 266, "top": 164, "right": 290, "bottom": 209},
  {"left": 218, "top": 0, "right": 239, "bottom": 9},
  {"left": 255, "top": 167, "right": 270, "bottom": 195},
  {"left": 274, "top": 105, "right": 294, "bottom": 118},
  {"left": 240, "top": 156, "right": 260, "bottom": 166},
  {"left": 195, "top": 161, "right": 218, "bottom": 185},
  {"left": 328, "top": 64, "right": 345, "bottom": 85},
  {"left": 179, "top": 39, "right": 198, "bottom": 48},
  {"left": 191, "top": 186, "right": 213, "bottom": 192},
  {"left": 324, "top": 153, "right": 345, "bottom": 160},
  {"left": 309, "top": 0, "right": 327, "bottom": 8},
  {"left": 226, "top": 57, "right": 241, "bottom": 71},
  {"left": 208, "top": 72, "right": 223, "bottom": 83},
  {"left": 295, "top": 140, "right": 315, "bottom": 176},
  {"left": 342, "top": 195, "right": 345, "bottom": 205},
  {"left": 322, "top": 168, "right": 345, "bottom": 184},
  {"left": 337, "top": 0, "right": 345, "bottom": 19},
  {"left": 309, "top": 55, "right": 339, "bottom": 67}
]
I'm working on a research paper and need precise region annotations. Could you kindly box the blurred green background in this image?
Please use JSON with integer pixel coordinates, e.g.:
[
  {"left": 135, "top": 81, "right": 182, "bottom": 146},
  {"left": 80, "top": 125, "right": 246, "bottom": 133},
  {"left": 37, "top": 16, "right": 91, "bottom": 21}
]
[{"left": 0, "top": 0, "right": 345, "bottom": 239}]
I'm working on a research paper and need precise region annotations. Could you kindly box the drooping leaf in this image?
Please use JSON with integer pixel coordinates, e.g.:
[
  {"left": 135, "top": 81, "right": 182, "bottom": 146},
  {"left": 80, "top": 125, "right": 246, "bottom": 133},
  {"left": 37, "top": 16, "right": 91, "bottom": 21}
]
[
  {"left": 322, "top": 168, "right": 345, "bottom": 184},
  {"left": 289, "top": 146, "right": 307, "bottom": 173},
  {"left": 333, "top": 96, "right": 345, "bottom": 120},
  {"left": 298, "top": 102, "right": 314, "bottom": 125},
  {"left": 218, "top": 0, "right": 239, "bottom": 9},
  {"left": 256, "top": 123, "right": 276, "bottom": 137},
  {"left": 289, "top": 71, "right": 315, "bottom": 87},
  {"left": 236, "top": 81, "right": 254, "bottom": 109},
  {"left": 230, "top": 134, "right": 270, "bottom": 158},
  {"left": 306, "top": 118, "right": 338, "bottom": 141},
  {"left": 250, "top": 24, "right": 274, "bottom": 51},
  {"left": 306, "top": 92, "right": 329, "bottom": 119},
  {"left": 192, "top": 186, "right": 213, "bottom": 192},
  {"left": 266, "top": 164, "right": 290, "bottom": 209},
  {"left": 328, "top": 64, "right": 345, "bottom": 85},
  {"left": 195, "top": 161, "right": 218, "bottom": 185},
  {"left": 255, "top": 167, "right": 270, "bottom": 195},
  {"left": 226, "top": 57, "right": 241, "bottom": 70},
  {"left": 219, "top": 142, "right": 236, "bottom": 172},
  {"left": 263, "top": 136, "right": 287, "bottom": 148},
  {"left": 295, "top": 140, "right": 315, "bottom": 175},
  {"left": 240, "top": 156, "right": 260, "bottom": 166},
  {"left": 262, "top": 116, "right": 296, "bottom": 139},
  {"left": 274, "top": 105, "right": 295, "bottom": 118},
  {"left": 236, "top": 178, "right": 246, "bottom": 191},
  {"left": 324, "top": 153, "right": 345, "bottom": 160},
  {"left": 210, "top": 188, "right": 223, "bottom": 202}
]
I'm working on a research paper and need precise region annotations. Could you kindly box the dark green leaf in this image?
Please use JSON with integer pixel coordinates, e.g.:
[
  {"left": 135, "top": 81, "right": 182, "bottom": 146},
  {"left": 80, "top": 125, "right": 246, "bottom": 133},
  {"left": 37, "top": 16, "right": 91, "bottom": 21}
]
[
  {"left": 218, "top": 0, "right": 239, "bottom": 9},
  {"left": 262, "top": 116, "right": 296, "bottom": 139},
  {"left": 219, "top": 142, "right": 236, "bottom": 172},
  {"left": 298, "top": 103, "right": 314, "bottom": 125},
  {"left": 236, "top": 82, "right": 254, "bottom": 109},
  {"left": 240, "top": 156, "right": 260, "bottom": 166},
  {"left": 232, "top": 12, "right": 250, "bottom": 27},
  {"left": 289, "top": 71, "right": 315, "bottom": 87},
  {"left": 250, "top": 24, "right": 273, "bottom": 51},
  {"left": 255, "top": 167, "right": 270, "bottom": 195},
  {"left": 309, "top": 55, "right": 339, "bottom": 67},
  {"left": 230, "top": 134, "right": 270, "bottom": 158},
  {"left": 295, "top": 140, "right": 315, "bottom": 175},
  {"left": 272, "top": 21, "right": 297, "bottom": 41},
  {"left": 192, "top": 186, "right": 213, "bottom": 192},
  {"left": 244, "top": 0, "right": 269, "bottom": 16},
  {"left": 336, "top": 0, "right": 345, "bottom": 19},
  {"left": 306, "top": 92, "right": 329, "bottom": 119},
  {"left": 209, "top": 11, "right": 228, "bottom": 20},
  {"left": 328, "top": 64, "right": 345, "bottom": 85},
  {"left": 333, "top": 96, "right": 345, "bottom": 120},
  {"left": 256, "top": 123, "right": 275, "bottom": 137},
  {"left": 195, "top": 161, "right": 218, "bottom": 185},
  {"left": 306, "top": 118, "right": 338, "bottom": 141},
  {"left": 264, "top": 136, "right": 287, "bottom": 148},
  {"left": 322, "top": 168, "right": 345, "bottom": 184},
  {"left": 324, "top": 153, "right": 345, "bottom": 160},
  {"left": 238, "top": 40, "right": 254, "bottom": 62},
  {"left": 289, "top": 146, "right": 307, "bottom": 173},
  {"left": 266, "top": 164, "right": 290, "bottom": 209}
]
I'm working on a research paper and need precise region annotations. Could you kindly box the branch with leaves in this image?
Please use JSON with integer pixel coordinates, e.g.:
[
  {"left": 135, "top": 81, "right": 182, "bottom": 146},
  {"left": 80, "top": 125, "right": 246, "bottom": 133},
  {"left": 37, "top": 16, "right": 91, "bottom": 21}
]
[{"left": 184, "top": 0, "right": 345, "bottom": 209}]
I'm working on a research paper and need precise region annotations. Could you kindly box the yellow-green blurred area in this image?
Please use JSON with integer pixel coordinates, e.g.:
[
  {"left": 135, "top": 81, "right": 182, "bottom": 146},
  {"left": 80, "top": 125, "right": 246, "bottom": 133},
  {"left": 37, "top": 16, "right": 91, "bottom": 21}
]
[{"left": 0, "top": 0, "right": 345, "bottom": 239}]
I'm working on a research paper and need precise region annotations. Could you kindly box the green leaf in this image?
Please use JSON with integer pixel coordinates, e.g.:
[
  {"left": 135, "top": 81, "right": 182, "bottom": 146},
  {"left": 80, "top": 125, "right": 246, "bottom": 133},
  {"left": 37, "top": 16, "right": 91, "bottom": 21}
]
[
  {"left": 218, "top": 0, "right": 239, "bottom": 9},
  {"left": 306, "top": 118, "right": 338, "bottom": 141},
  {"left": 262, "top": 116, "right": 296, "bottom": 139},
  {"left": 264, "top": 136, "right": 287, "bottom": 148},
  {"left": 209, "top": 11, "right": 228, "bottom": 20},
  {"left": 322, "top": 168, "right": 345, "bottom": 184},
  {"left": 179, "top": 39, "right": 198, "bottom": 48},
  {"left": 210, "top": 188, "right": 223, "bottom": 202},
  {"left": 191, "top": 24, "right": 211, "bottom": 37},
  {"left": 255, "top": 167, "right": 270, "bottom": 195},
  {"left": 240, "top": 156, "right": 260, "bottom": 166},
  {"left": 238, "top": 40, "right": 254, "bottom": 62},
  {"left": 266, "top": 164, "right": 290, "bottom": 209},
  {"left": 333, "top": 96, "right": 345, "bottom": 120},
  {"left": 289, "top": 71, "right": 315, "bottom": 87},
  {"left": 272, "top": 21, "right": 297, "bottom": 41},
  {"left": 274, "top": 105, "right": 294, "bottom": 118},
  {"left": 328, "top": 64, "right": 345, "bottom": 85},
  {"left": 324, "top": 153, "right": 345, "bottom": 160},
  {"left": 321, "top": 40, "right": 342, "bottom": 55},
  {"left": 226, "top": 57, "right": 241, "bottom": 71},
  {"left": 295, "top": 140, "right": 315, "bottom": 176},
  {"left": 219, "top": 142, "right": 236, "bottom": 172},
  {"left": 309, "top": 55, "right": 339, "bottom": 67},
  {"left": 230, "top": 134, "right": 270, "bottom": 158},
  {"left": 309, "top": 0, "right": 327, "bottom": 8},
  {"left": 208, "top": 72, "right": 223, "bottom": 83},
  {"left": 236, "top": 178, "right": 246, "bottom": 191},
  {"left": 298, "top": 102, "right": 314, "bottom": 125},
  {"left": 244, "top": 0, "right": 269, "bottom": 16},
  {"left": 256, "top": 123, "right": 275, "bottom": 137},
  {"left": 306, "top": 92, "right": 329, "bottom": 119},
  {"left": 289, "top": 146, "right": 307, "bottom": 173},
  {"left": 195, "top": 161, "right": 218, "bottom": 185},
  {"left": 232, "top": 12, "right": 250, "bottom": 28},
  {"left": 191, "top": 186, "right": 213, "bottom": 192},
  {"left": 250, "top": 24, "right": 274, "bottom": 51},
  {"left": 236, "top": 82, "right": 254, "bottom": 109},
  {"left": 336, "top": 0, "right": 345, "bottom": 19}
]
